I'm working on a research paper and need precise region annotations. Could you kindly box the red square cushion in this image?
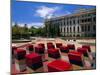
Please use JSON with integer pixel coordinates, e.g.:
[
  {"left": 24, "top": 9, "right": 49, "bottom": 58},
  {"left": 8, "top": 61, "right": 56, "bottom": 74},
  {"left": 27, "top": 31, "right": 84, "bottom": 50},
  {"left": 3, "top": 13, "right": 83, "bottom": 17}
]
[
  {"left": 14, "top": 49, "right": 26, "bottom": 60},
  {"left": 38, "top": 43, "right": 45, "bottom": 48},
  {"left": 77, "top": 47, "right": 88, "bottom": 54},
  {"left": 82, "top": 45, "right": 91, "bottom": 52},
  {"left": 67, "top": 44, "right": 75, "bottom": 49},
  {"left": 48, "top": 60, "right": 72, "bottom": 72},
  {"left": 25, "top": 52, "right": 42, "bottom": 65},
  {"left": 27, "top": 44, "right": 33, "bottom": 48},
  {"left": 60, "top": 46, "right": 69, "bottom": 52},
  {"left": 68, "top": 51, "right": 82, "bottom": 61},
  {"left": 35, "top": 46, "right": 44, "bottom": 53},
  {"left": 48, "top": 48, "right": 59, "bottom": 54},
  {"left": 56, "top": 43, "right": 62, "bottom": 48},
  {"left": 47, "top": 44, "right": 55, "bottom": 49},
  {"left": 48, "top": 48, "right": 60, "bottom": 58},
  {"left": 15, "top": 49, "right": 26, "bottom": 56}
]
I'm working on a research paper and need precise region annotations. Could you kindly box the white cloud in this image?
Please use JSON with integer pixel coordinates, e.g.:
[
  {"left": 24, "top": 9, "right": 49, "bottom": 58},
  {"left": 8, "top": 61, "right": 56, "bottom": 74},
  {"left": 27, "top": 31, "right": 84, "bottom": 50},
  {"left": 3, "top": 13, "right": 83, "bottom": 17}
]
[
  {"left": 35, "top": 6, "right": 60, "bottom": 19},
  {"left": 53, "top": 10, "right": 71, "bottom": 17},
  {"left": 28, "top": 22, "right": 44, "bottom": 28},
  {"left": 66, "top": 11, "right": 71, "bottom": 15}
]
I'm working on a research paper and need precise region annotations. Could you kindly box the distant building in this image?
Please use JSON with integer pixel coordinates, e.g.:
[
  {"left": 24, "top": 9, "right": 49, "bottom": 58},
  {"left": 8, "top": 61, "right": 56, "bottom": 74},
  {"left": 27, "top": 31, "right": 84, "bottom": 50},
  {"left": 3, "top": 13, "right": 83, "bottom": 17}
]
[{"left": 45, "top": 8, "right": 96, "bottom": 38}]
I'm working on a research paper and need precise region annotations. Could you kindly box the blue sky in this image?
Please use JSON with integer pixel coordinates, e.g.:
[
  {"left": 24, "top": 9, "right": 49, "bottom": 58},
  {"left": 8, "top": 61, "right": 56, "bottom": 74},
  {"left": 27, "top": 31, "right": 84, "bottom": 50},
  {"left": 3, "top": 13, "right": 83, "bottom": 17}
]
[{"left": 11, "top": 0, "right": 96, "bottom": 28}]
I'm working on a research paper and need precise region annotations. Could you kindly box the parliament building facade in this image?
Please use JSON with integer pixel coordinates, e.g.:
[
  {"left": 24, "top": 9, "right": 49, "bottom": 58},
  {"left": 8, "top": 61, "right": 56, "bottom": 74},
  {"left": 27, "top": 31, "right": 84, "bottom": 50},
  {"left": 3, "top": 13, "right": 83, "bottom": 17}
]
[{"left": 45, "top": 8, "right": 96, "bottom": 38}]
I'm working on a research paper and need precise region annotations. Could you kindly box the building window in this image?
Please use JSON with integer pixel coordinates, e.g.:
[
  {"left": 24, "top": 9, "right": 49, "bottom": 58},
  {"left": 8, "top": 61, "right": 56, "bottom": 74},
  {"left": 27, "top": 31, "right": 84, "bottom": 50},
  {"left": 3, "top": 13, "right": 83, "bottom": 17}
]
[
  {"left": 77, "top": 26, "right": 79, "bottom": 32},
  {"left": 64, "top": 20, "right": 65, "bottom": 25},
  {"left": 73, "top": 20, "right": 75, "bottom": 24},
  {"left": 73, "top": 26, "right": 75, "bottom": 32},
  {"left": 78, "top": 19, "right": 79, "bottom": 24},
  {"left": 67, "top": 27, "right": 69, "bottom": 33},
  {"left": 88, "top": 18, "right": 92, "bottom": 22},
  {"left": 70, "top": 20, "right": 72, "bottom": 25},
  {"left": 88, "top": 25, "right": 90, "bottom": 32},
  {"left": 77, "top": 34, "right": 80, "bottom": 37},
  {"left": 93, "top": 25, "right": 96, "bottom": 31},
  {"left": 64, "top": 27, "right": 65, "bottom": 33},
  {"left": 67, "top": 21, "right": 68, "bottom": 25},
  {"left": 84, "top": 19, "right": 87, "bottom": 22},
  {"left": 85, "top": 25, "right": 87, "bottom": 31},
  {"left": 73, "top": 35, "right": 75, "bottom": 37},
  {"left": 81, "top": 19, "right": 84, "bottom": 23},
  {"left": 70, "top": 27, "right": 72, "bottom": 32},
  {"left": 81, "top": 26, "right": 84, "bottom": 32}
]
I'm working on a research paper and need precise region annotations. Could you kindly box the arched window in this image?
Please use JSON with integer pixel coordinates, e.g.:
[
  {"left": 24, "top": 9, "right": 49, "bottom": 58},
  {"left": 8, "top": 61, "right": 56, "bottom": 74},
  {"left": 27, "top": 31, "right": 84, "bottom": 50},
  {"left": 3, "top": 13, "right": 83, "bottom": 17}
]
[
  {"left": 77, "top": 34, "right": 80, "bottom": 37},
  {"left": 73, "top": 26, "right": 75, "bottom": 32},
  {"left": 77, "top": 26, "right": 79, "bottom": 32},
  {"left": 88, "top": 25, "right": 90, "bottom": 32},
  {"left": 64, "top": 27, "right": 65, "bottom": 33},
  {"left": 70, "top": 27, "right": 72, "bottom": 33},
  {"left": 67, "top": 27, "right": 69, "bottom": 33},
  {"left": 81, "top": 26, "right": 84, "bottom": 32}
]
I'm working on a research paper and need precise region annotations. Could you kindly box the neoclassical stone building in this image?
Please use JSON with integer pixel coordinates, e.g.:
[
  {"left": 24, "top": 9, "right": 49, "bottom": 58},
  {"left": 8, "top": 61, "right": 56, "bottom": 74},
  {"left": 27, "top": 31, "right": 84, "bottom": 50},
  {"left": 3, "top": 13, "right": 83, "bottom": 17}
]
[{"left": 45, "top": 8, "right": 96, "bottom": 37}]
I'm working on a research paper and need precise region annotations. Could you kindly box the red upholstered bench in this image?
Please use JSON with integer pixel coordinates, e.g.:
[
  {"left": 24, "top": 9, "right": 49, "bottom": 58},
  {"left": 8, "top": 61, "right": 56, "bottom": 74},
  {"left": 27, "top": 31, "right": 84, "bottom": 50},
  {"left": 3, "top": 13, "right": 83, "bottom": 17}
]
[
  {"left": 77, "top": 47, "right": 89, "bottom": 57},
  {"left": 25, "top": 53, "right": 43, "bottom": 70},
  {"left": 60, "top": 46, "right": 69, "bottom": 53},
  {"left": 48, "top": 48, "right": 60, "bottom": 59},
  {"left": 56, "top": 43, "right": 62, "bottom": 48},
  {"left": 67, "top": 44, "right": 75, "bottom": 50},
  {"left": 27, "top": 44, "right": 34, "bottom": 51},
  {"left": 68, "top": 51, "right": 84, "bottom": 66},
  {"left": 35, "top": 46, "right": 45, "bottom": 54},
  {"left": 38, "top": 43, "right": 45, "bottom": 49},
  {"left": 82, "top": 45, "right": 91, "bottom": 52},
  {"left": 14, "top": 49, "right": 26, "bottom": 60},
  {"left": 47, "top": 60, "right": 72, "bottom": 72}
]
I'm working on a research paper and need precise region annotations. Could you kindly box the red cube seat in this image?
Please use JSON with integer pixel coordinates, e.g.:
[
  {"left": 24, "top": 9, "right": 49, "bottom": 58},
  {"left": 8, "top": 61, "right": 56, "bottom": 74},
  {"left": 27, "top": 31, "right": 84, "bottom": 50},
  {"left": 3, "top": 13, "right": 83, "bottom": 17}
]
[
  {"left": 25, "top": 53, "right": 43, "bottom": 70},
  {"left": 47, "top": 60, "right": 72, "bottom": 72},
  {"left": 56, "top": 43, "right": 62, "bottom": 48},
  {"left": 38, "top": 43, "right": 45, "bottom": 49},
  {"left": 68, "top": 51, "right": 84, "bottom": 66},
  {"left": 35, "top": 46, "right": 45, "bottom": 54},
  {"left": 77, "top": 47, "right": 89, "bottom": 57},
  {"left": 27, "top": 44, "right": 34, "bottom": 51},
  {"left": 82, "top": 45, "right": 91, "bottom": 52},
  {"left": 48, "top": 48, "right": 60, "bottom": 59},
  {"left": 15, "top": 49, "right": 26, "bottom": 60},
  {"left": 47, "top": 43, "right": 55, "bottom": 49},
  {"left": 47, "top": 42, "right": 53, "bottom": 45},
  {"left": 60, "top": 46, "right": 69, "bottom": 53},
  {"left": 67, "top": 44, "right": 75, "bottom": 50}
]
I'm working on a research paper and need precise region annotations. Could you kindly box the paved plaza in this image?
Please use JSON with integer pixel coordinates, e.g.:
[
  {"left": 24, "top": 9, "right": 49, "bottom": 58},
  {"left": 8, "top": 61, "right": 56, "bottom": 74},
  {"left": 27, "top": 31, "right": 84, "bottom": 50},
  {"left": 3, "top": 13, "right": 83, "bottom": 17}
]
[
  {"left": 12, "top": 38, "right": 96, "bottom": 52},
  {"left": 12, "top": 38, "right": 96, "bottom": 74}
]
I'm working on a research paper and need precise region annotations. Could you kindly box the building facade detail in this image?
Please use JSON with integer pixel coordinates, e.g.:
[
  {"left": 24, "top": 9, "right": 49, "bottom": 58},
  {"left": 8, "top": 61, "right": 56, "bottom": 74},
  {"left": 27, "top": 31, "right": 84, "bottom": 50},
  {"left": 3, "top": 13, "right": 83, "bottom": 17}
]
[{"left": 45, "top": 9, "right": 96, "bottom": 37}]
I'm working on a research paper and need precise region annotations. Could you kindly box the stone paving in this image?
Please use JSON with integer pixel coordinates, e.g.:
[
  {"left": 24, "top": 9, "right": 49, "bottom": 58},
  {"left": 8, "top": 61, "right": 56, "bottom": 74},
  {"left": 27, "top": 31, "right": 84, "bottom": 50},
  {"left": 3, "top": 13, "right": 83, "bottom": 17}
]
[
  {"left": 12, "top": 38, "right": 96, "bottom": 52},
  {"left": 12, "top": 38, "right": 96, "bottom": 74}
]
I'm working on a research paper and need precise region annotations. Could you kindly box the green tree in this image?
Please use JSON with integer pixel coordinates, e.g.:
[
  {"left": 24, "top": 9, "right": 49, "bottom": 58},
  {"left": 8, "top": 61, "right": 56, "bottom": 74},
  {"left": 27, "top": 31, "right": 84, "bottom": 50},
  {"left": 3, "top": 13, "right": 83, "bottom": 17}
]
[{"left": 12, "top": 23, "right": 21, "bottom": 39}]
